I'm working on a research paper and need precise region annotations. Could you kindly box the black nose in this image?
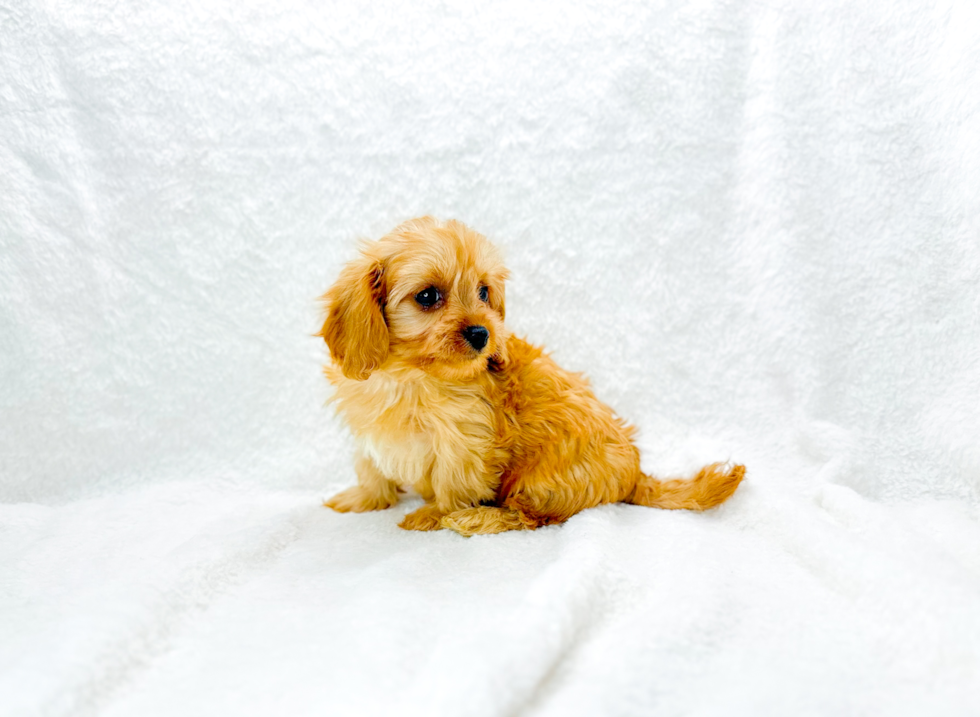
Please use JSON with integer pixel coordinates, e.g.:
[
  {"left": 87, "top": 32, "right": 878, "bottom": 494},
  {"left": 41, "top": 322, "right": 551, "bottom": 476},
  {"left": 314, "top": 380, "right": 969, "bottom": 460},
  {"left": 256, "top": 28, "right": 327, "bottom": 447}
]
[{"left": 461, "top": 325, "right": 489, "bottom": 351}]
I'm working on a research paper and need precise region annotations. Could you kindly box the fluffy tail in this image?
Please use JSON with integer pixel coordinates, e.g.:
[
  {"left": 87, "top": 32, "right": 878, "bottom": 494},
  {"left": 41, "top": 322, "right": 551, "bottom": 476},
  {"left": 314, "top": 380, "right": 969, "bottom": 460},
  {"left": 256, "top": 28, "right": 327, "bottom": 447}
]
[{"left": 628, "top": 463, "right": 745, "bottom": 511}]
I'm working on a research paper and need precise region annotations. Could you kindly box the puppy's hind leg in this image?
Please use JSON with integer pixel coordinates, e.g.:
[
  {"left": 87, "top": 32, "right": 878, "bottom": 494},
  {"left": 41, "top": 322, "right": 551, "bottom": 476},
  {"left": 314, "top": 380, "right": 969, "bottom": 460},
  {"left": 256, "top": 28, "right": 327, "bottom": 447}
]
[
  {"left": 440, "top": 506, "right": 538, "bottom": 537},
  {"left": 324, "top": 453, "right": 400, "bottom": 513}
]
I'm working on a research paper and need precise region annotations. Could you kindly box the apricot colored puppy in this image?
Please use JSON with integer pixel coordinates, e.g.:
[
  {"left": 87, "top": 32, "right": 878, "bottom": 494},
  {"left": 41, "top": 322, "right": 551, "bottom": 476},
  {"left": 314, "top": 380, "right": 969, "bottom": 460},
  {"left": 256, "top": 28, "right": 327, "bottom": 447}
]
[{"left": 321, "top": 217, "right": 743, "bottom": 535}]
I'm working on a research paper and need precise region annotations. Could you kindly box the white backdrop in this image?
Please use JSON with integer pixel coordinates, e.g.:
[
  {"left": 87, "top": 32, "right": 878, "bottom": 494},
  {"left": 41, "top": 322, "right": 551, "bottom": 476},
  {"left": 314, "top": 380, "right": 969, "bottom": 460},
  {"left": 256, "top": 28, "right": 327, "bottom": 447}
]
[{"left": 2, "top": 1, "right": 979, "bottom": 715}]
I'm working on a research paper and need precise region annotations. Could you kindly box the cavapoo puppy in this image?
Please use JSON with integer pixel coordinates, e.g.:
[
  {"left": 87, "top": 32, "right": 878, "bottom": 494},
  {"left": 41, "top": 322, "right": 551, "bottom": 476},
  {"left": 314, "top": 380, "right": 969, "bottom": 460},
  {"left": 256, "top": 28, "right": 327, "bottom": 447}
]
[{"left": 321, "top": 217, "right": 744, "bottom": 536}]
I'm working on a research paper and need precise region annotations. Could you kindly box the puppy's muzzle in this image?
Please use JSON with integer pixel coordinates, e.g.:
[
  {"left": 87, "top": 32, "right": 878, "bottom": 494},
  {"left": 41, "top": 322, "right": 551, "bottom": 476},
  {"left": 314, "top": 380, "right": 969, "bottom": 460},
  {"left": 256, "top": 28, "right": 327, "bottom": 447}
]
[{"left": 461, "top": 325, "right": 489, "bottom": 352}]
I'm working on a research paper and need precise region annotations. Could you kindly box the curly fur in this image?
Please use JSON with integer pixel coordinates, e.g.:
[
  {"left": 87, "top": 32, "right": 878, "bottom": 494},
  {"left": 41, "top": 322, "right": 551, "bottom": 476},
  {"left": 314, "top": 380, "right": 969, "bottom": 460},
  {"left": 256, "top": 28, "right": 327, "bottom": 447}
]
[{"left": 321, "top": 217, "right": 744, "bottom": 535}]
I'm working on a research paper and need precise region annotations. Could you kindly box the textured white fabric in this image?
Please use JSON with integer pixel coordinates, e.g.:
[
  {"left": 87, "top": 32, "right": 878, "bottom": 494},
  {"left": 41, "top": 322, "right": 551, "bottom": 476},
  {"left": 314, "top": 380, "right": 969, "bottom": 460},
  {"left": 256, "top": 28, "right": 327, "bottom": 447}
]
[{"left": 1, "top": 1, "right": 979, "bottom": 715}]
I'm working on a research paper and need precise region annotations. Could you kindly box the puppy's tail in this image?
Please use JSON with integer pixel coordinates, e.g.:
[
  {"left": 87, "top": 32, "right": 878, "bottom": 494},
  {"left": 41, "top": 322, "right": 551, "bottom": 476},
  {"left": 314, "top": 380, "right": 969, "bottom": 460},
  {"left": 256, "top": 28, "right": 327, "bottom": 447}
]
[{"left": 628, "top": 463, "right": 744, "bottom": 511}]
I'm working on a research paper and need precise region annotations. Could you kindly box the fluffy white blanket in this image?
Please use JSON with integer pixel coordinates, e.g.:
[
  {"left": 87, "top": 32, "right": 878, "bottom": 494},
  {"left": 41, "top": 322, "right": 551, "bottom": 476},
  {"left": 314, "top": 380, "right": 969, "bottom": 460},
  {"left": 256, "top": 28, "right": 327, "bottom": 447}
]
[{"left": 2, "top": 1, "right": 978, "bottom": 715}]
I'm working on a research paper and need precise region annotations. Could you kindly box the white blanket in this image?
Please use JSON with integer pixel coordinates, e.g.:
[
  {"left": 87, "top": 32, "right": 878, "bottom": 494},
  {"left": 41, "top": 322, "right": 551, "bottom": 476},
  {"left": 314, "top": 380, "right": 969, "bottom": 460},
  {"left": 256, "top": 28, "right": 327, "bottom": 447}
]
[{"left": 2, "top": 1, "right": 978, "bottom": 715}]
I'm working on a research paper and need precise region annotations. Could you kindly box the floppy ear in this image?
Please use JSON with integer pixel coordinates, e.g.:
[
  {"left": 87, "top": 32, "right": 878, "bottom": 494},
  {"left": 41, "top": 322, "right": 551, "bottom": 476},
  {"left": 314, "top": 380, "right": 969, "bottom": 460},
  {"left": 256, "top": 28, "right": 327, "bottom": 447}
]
[
  {"left": 320, "top": 251, "right": 388, "bottom": 380},
  {"left": 491, "top": 280, "right": 506, "bottom": 320},
  {"left": 488, "top": 275, "right": 509, "bottom": 370}
]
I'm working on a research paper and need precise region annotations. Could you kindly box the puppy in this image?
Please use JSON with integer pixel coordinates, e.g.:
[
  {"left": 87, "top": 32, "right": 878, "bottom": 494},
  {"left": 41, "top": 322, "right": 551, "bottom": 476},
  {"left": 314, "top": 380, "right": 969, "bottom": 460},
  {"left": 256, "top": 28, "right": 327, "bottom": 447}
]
[{"left": 321, "top": 217, "right": 743, "bottom": 536}]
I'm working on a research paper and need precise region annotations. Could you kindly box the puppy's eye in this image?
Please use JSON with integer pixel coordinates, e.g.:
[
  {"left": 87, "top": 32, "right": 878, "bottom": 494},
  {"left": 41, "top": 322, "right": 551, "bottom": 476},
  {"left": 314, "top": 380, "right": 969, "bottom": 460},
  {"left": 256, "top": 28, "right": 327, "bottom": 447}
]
[
  {"left": 415, "top": 287, "right": 441, "bottom": 309},
  {"left": 478, "top": 285, "right": 489, "bottom": 303}
]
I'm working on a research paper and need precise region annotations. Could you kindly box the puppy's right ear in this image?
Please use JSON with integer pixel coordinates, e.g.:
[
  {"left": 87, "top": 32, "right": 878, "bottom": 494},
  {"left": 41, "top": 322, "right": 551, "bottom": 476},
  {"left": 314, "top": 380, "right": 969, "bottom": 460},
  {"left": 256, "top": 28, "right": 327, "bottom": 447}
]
[{"left": 320, "top": 249, "right": 388, "bottom": 380}]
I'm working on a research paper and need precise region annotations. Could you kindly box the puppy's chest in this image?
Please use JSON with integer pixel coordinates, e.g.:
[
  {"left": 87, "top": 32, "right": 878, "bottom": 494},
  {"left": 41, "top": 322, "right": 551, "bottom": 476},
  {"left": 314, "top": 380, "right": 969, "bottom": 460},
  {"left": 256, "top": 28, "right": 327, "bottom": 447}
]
[
  {"left": 334, "top": 372, "right": 495, "bottom": 484},
  {"left": 360, "top": 432, "right": 432, "bottom": 486}
]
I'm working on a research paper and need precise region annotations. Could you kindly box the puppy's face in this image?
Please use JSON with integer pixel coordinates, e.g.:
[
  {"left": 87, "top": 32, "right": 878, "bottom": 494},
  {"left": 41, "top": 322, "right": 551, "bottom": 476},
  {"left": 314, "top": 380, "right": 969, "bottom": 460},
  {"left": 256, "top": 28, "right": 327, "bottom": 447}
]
[{"left": 321, "top": 217, "right": 508, "bottom": 382}]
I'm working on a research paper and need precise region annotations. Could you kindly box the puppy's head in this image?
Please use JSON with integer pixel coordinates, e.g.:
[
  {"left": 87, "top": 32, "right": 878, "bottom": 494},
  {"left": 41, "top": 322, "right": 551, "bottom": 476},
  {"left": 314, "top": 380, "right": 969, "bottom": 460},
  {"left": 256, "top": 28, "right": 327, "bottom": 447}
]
[{"left": 321, "top": 217, "right": 508, "bottom": 381}]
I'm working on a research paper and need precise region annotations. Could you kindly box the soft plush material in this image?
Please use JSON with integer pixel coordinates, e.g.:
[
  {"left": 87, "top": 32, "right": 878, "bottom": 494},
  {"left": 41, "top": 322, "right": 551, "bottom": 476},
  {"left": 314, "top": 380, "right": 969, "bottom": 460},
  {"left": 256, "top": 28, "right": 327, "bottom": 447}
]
[{"left": 1, "top": 1, "right": 978, "bottom": 715}]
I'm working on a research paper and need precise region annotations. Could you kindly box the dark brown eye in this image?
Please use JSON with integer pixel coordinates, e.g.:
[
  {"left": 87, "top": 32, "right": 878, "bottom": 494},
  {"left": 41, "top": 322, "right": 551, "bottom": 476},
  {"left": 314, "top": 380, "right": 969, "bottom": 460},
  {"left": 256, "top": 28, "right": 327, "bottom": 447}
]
[
  {"left": 415, "top": 287, "right": 441, "bottom": 309},
  {"left": 478, "top": 285, "right": 489, "bottom": 303}
]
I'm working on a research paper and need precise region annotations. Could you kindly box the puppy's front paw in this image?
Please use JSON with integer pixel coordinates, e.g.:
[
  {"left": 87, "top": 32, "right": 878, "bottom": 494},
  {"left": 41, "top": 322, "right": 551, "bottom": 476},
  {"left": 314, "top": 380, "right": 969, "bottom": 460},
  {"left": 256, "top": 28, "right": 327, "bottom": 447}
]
[
  {"left": 398, "top": 504, "right": 445, "bottom": 531},
  {"left": 324, "top": 486, "right": 397, "bottom": 513}
]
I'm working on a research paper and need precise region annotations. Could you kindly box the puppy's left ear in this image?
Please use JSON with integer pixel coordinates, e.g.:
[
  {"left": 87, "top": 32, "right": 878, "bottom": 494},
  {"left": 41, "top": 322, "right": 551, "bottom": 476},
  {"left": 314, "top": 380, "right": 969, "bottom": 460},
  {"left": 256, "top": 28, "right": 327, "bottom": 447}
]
[
  {"left": 489, "top": 270, "right": 508, "bottom": 320},
  {"left": 320, "top": 250, "right": 388, "bottom": 380},
  {"left": 487, "top": 272, "right": 508, "bottom": 370},
  {"left": 491, "top": 283, "right": 506, "bottom": 320}
]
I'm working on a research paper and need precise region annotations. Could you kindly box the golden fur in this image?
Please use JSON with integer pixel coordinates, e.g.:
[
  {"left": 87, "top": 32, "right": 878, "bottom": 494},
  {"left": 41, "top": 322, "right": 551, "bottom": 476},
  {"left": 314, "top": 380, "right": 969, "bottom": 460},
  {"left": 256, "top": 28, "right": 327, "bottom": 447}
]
[{"left": 320, "top": 217, "right": 744, "bottom": 535}]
